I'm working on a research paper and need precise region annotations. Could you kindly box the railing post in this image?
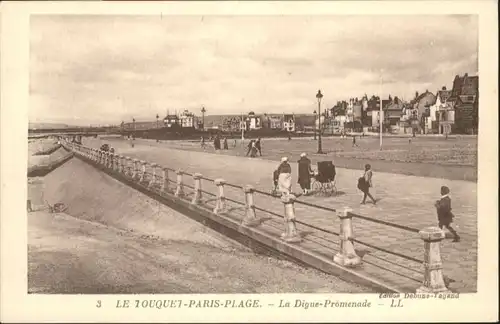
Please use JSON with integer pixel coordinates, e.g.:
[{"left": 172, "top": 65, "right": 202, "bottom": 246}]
[
  {"left": 149, "top": 163, "right": 158, "bottom": 188},
  {"left": 109, "top": 153, "right": 115, "bottom": 170},
  {"left": 333, "top": 207, "right": 362, "bottom": 267},
  {"left": 103, "top": 152, "right": 109, "bottom": 168},
  {"left": 139, "top": 160, "right": 147, "bottom": 183},
  {"left": 191, "top": 173, "right": 203, "bottom": 205},
  {"left": 416, "top": 227, "right": 450, "bottom": 293},
  {"left": 175, "top": 169, "right": 184, "bottom": 197},
  {"left": 117, "top": 155, "right": 124, "bottom": 173},
  {"left": 213, "top": 179, "right": 226, "bottom": 214},
  {"left": 281, "top": 194, "right": 301, "bottom": 243},
  {"left": 161, "top": 167, "right": 170, "bottom": 192},
  {"left": 114, "top": 154, "right": 120, "bottom": 172},
  {"left": 124, "top": 157, "right": 132, "bottom": 176},
  {"left": 242, "top": 185, "right": 260, "bottom": 226},
  {"left": 132, "top": 159, "right": 139, "bottom": 180}
]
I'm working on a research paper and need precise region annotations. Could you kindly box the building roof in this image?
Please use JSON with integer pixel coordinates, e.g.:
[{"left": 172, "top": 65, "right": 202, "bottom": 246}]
[{"left": 436, "top": 90, "right": 452, "bottom": 103}]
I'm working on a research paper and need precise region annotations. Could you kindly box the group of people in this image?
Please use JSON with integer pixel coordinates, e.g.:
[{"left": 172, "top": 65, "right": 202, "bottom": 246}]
[
  {"left": 246, "top": 138, "right": 263, "bottom": 157},
  {"left": 273, "top": 153, "right": 317, "bottom": 196},
  {"left": 273, "top": 156, "right": 461, "bottom": 242},
  {"left": 201, "top": 135, "right": 232, "bottom": 151}
]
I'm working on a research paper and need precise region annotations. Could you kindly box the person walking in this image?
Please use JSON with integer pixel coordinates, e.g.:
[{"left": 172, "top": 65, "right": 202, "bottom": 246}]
[
  {"left": 357, "top": 164, "right": 377, "bottom": 204},
  {"left": 246, "top": 139, "right": 255, "bottom": 156},
  {"left": 352, "top": 135, "right": 359, "bottom": 147},
  {"left": 213, "top": 135, "right": 221, "bottom": 150},
  {"left": 435, "top": 186, "right": 460, "bottom": 242},
  {"left": 255, "top": 138, "right": 262, "bottom": 156},
  {"left": 276, "top": 157, "right": 292, "bottom": 196},
  {"left": 223, "top": 137, "right": 228, "bottom": 150},
  {"left": 249, "top": 140, "right": 258, "bottom": 158},
  {"left": 201, "top": 136, "right": 206, "bottom": 149},
  {"left": 297, "top": 153, "right": 314, "bottom": 195}
]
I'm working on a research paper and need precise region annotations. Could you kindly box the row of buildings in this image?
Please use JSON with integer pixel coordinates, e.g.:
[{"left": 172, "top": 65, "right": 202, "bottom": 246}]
[
  {"left": 122, "top": 73, "right": 478, "bottom": 135},
  {"left": 328, "top": 73, "right": 479, "bottom": 135}
]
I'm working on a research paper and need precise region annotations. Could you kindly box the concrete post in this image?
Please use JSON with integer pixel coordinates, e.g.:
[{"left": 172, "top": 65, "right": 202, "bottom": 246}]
[
  {"left": 333, "top": 207, "right": 362, "bottom": 267},
  {"left": 175, "top": 169, "right": 184, "bottom": 197},
  {"left": 416, "top": 227, "right": 450, "bottom": 293},
  {"left": 213, "top": 178, "right": 227, "bottom": 214},
  {"left": 103, "top": 152, "right": 108, "bottom": 168},
  {"left": 242, "top": 185, "right": 260, "bottom": 226},
  {"left": 191, "top": 173, "right": 203, "bottom": 205},
  {"left": 139, "top": 160, "right": 147, "bottom": 183},
  {"left": 117, "top": 155, "right": 124, "bottom": 173},
  {"left": 132, "top": 159, "right": 139, "bottom": 180},
  {"left": 161, "top": 167, "right": 169, "bottom": 192},
  {"left": 280, "top": 194, "right": 302, "bottom": 243},
  {"left": 109, "top": 153, "right": 115, "bottom": 170},
  {"left": 149, "top": 163, "right": 158, "bottom": 188},
  {"left": 115, "top": 155, "right": 120, "bottom": 172},
  {"left": 125, "top": 157, "right": 132, "bottom": 176},
  {"left": 27, "top": 177, "right": 45, "bottom": 212}
]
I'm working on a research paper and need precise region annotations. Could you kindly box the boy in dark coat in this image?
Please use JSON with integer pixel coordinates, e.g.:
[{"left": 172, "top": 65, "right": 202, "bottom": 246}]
[{"left": 435, "top": 186, "right": 460, "bottom": 242}]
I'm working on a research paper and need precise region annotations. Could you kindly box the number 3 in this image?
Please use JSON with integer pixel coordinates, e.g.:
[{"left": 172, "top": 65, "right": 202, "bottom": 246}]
[{"left": 96, "top": 300, "right": 102, "bottom": 308}]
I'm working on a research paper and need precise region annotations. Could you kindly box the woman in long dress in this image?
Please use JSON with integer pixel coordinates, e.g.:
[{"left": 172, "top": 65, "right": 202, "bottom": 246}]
[
  {"left": 277, "top": 157, "right": 292, "bottom": 196},
  {"left": 297, "top": 153, "right": 313, "bottom": 195}
]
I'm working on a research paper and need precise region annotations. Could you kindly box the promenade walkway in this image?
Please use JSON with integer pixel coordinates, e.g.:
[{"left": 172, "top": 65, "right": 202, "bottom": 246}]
[{"left": 83, "top": 137, "right": 477, "bottom": 292}]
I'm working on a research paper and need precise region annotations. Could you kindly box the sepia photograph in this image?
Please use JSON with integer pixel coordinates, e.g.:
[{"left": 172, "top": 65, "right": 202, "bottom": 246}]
[{"left": 1, "top": 1, "right": 498, "bottom": 323}]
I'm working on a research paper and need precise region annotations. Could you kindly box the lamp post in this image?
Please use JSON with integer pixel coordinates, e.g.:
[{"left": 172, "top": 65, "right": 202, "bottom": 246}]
[
  {"left": 201, "top": 106, "right": 206, "bottom": 130},
  {"left": 316, "top": 90, "right": 324, "bottom": 154},
  {"left": 379, "top": 71, "right": 383, "bottom": 151},
  {"left": 313, "top": 110, "right": 317, "bottom": 140}
]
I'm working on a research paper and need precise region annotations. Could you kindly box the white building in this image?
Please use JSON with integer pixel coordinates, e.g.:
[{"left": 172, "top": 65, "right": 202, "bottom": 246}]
[
  {"left": 243, "top": 112, "right": 262, "bottom": 130},
  {"left": 283, "top": 114, "right": 295, "bottom": 132},
  {"left": 179, "top": 110, "right": 197, "bottom": 128},
  {"left": 371, "top": 110, "right": 384, "bottom": 128}
]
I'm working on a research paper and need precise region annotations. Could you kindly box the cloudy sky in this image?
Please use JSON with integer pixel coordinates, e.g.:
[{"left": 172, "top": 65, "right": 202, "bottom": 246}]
[{"left": 30, "top": 15, "right": 478, "bottom": 126}]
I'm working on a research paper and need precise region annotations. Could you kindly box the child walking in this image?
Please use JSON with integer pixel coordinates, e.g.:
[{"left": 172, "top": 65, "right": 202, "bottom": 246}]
[
  {"left": 435, "top": 186, "right": 460, "bottom": 242},
  {"left": 358, "top": 164, "right": 377, "bottom": 204}
]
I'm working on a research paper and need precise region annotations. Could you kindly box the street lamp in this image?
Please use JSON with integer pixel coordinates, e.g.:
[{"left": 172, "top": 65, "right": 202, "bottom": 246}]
[
  {"left": 201, "top": 106, "right": 206, "bottom": 130},
  {"left": 316, "top": 90, "right": 324, "bottom": 154},
  {"left": 313, "top": 110, "right": 317, "bottom": 140}
]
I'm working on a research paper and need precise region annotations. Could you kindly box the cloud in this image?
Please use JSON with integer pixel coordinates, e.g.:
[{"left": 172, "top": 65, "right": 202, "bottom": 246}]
[{"left": 29, "top": 15, "right": 478, "bottom": 125}]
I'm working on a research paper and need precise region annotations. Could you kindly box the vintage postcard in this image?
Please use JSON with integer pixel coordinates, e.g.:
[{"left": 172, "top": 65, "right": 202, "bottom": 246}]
[{"left": 1, "top": 1, "right": 498, "bottom": 322}]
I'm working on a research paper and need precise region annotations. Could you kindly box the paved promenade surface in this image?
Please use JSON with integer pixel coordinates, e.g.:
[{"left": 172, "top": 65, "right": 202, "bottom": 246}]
[
  {"left": 31, "top": 158, "right": 369, "bottom": 294},
  {"left": 83, "top": 137, "right": 477, "bottom": 292}
]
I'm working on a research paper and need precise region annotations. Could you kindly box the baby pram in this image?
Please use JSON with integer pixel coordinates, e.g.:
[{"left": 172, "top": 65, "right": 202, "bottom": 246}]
[
  {"left": 271, "top": 169, "right": 280, "bottom": 196},
  {"left": 311, "top": 161, "right": 337, "bottom": 196}
]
